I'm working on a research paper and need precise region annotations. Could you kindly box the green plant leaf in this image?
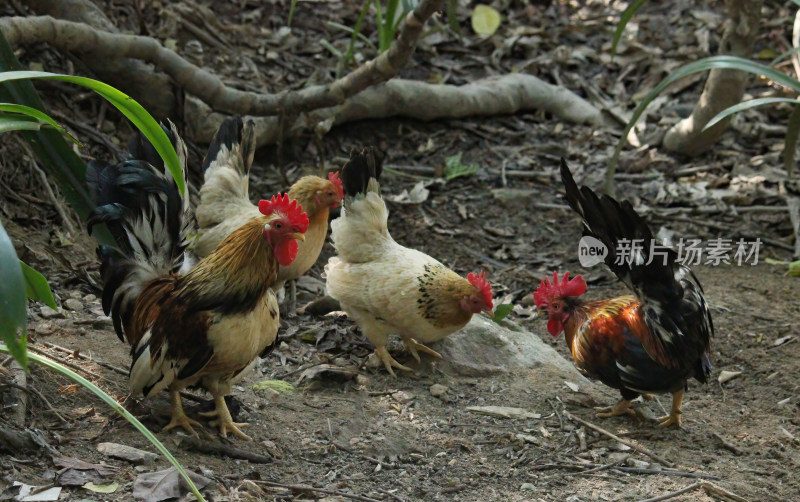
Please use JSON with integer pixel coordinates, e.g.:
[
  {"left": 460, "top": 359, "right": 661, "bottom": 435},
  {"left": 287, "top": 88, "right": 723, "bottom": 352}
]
[
  {"left": 0, "top": 221, "right": 28, "bottom": 371},
  {"left": 0, "top": 344, "right": 206, "bottom": 502},
  {"left": 471, "top": 4, "right": 501, "bottom": 36},
  {"left": 611, "top": 0, "right": 650, "bottom": 59},
  {"left": 444, "top": 152, "right": 479, "bottom": 180},
  {"left": 19, "top": 261, "right": 57, "bottom": 310},
  {"left": 287, "top": 0, "right": 299, "bottom": 26},
  {"left": 0, "top": 71, "right": 184, "bottom": 196},
  {"left": 0, "top": 103, "right": 81, "bottom": 144},
  {"left": 492, "top": 303, "right": 514, "bottom": 323},
  {"left": 0, "top": 32, "right": 95, "bottom": 224},
  {"left": 608, "top": 55, "right": 800, "bottom": 192},
  {"left": 344, "top": 1, "right": 375, "bottom": 67},
  {"left": 0, "top": 116, "right": 43, "bottom": 134},
  {"left": 788, "top": 259, "right": 800, "bottom": 276},
  {"left": 785, "top": 105, "right": 800, "bottom": 178},
  {"left": 704, "top": 97, "right": 800, "bottom": 130},
  {"left": 769, "top": 45, "right": 800, "bottom": 67},
  {"left": 447, "top": 0, "right": 461, "bottom": 38}
]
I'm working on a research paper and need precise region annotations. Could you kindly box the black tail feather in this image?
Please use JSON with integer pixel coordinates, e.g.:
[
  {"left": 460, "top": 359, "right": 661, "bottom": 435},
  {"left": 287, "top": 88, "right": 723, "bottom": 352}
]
[
  {"left": 201, "top": 115, "right": 255, "bottom": 175},
  {"left": 340, "top": 147, "right": 384, "bottom": 197},
  {"left": 87, "top": 131, "right": 190, "bottom": 343},
  {"left": 560, "top": 159, "right": 713, "bottom": 378}
]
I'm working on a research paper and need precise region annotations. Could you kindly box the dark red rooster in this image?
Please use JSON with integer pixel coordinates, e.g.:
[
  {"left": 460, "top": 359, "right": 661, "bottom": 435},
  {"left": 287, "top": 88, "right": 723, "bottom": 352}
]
[{"left": 534, "top": 160, "right": 713, "bottom": 427}]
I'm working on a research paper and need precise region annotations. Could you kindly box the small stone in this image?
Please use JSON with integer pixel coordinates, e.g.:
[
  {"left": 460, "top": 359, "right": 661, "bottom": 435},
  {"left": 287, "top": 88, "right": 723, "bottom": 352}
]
[
  {"left": 93, "top": 317, "right": 113, "bottom": 329},
  {"left": 97, "top": 442, "right": 157, "bottom": 465},
  {"left": 355, "top": 375, "right": 369, "bottom": 387},
  {"left": 391, "top": 391, "right": 414, "bottom": 404},
  {"left": 365, "top": 353, "right": 382, "bottom": 370},
  {"left": 429, "top": 384, "right": 448, "bottom": 398},
  {"left": 520, "top": 483, "right": 536, "bottom": 491},
  {"left": 333, "top": 357, "right": 349, "bottom": 367},
  {"left": 69, "top": 291, "right": 82, "bottom": 299},
  {"left": 261, "top": 439, "right": 282, "bottom": 458},
  {"left": 64, "top": 299, "right": 83, "bottom": 311},
  {"left": 626, "top": 458, "right": 650, "bottom": 469},
  {"left": 40, "top": 306, "right": 65, "bottom": 319},
  {"left": 34, "top": 321, "right": 58, "bottom": 335},
  {"left": 259, "top": 388, "right": 280, "bottom": 402},
  {"left": 83, "top": 294, "right": 97, "bottom": 303}
]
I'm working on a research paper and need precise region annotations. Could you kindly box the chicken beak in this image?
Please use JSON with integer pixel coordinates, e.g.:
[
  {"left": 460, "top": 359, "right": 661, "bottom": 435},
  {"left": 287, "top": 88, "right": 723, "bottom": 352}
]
[
  {"left": 288, "top": 233, "right": 305, "bottom": 242},
  {"left": 536, "top": 309, "right": 547, "bottom": 319},
  {"left": 482, "top": 307, "right": 494, "bottom": 317}
]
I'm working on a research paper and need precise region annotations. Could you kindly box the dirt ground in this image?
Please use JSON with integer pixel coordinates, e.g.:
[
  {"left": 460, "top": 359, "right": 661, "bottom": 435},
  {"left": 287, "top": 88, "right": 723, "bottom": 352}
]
[{"left": 1, "top": 0, "right": 800, "bottom": 501}]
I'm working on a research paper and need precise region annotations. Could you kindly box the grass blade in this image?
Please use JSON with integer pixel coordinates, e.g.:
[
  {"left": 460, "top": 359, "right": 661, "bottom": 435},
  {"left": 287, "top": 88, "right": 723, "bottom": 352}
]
[
  {"left": 704, "top": 97, "right": 800, "bottom": 130},
  {"left": 345, "top": 1, "right": 374, "bottom": 66},
  {"left": 0, "top": 104, "right": 81, "bottom": 144},
  {"left": 0, "top": 221, "right": 28, "bottom": 370},
  {"left": 784, "top": 105, "right": 800, "bottom": 177},
  {"left": 611, "top": 0, "right": 650, "bottom": 59},
  {"left": 0, "top": 344, "right": 206, "bottom": 502},
  {"left": 0, "top": 116, "right": 45, "bottom": 133},
  {"left": 287, "top": 0, "right": 299, "bottom": 26},
  {"left": 20, "top": 260, "right": 58, "bottom": 310}
]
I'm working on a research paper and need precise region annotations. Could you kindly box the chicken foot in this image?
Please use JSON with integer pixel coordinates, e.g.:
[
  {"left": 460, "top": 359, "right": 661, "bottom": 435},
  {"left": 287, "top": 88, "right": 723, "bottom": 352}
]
[
  {"left": 199, "top": 393, "right": 251, "bottom": 440},
  {"left": 595, "top": 399, "right": 635, "bottom": 419},
  {"left": 162, "top": 389, "right": 202, "bottom": 435},
  {"left": 656, "top": 389, "right": 684, "bottom": 428},
  {"left": 374, "top": 346, "right": 413, "bottom": 378},
  {"left": 402, "top": 337, "right": 442, "bottom": 363}
]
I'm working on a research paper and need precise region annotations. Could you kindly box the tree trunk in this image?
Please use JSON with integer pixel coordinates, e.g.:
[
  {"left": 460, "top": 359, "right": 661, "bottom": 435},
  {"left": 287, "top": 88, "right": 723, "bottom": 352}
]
[{"left": 662, "top": 0, "right": 763, "bottom": 156}]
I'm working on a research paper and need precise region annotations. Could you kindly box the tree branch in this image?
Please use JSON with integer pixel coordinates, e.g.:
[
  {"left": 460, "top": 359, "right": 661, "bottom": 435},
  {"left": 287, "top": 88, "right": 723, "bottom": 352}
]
[{"left": 1, "top": 0, "right": 444, "bottom": 116}]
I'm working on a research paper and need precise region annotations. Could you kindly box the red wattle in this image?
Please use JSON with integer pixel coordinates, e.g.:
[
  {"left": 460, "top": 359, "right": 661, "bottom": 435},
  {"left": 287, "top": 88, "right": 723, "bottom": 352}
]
[
  {"left": 547, "top": 318, "right": 562, "bottom": 337},
  {"left": 275, "top": 239, "right": 299, "bottom": 267}
]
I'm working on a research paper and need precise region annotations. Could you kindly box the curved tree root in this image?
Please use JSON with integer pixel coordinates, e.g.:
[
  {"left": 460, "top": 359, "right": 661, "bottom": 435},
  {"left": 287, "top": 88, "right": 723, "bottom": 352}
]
[
  {"left": 2, "top": 1, "right": 603, "bottom": 147},
  {"left": 186, "top": 74, "right": 604, "bottom": 146}
]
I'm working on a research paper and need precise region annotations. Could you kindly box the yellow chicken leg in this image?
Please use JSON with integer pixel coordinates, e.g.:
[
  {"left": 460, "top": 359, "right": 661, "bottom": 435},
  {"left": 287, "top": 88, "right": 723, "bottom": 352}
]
[
  {"left": 199, "top": 394, "right": 251, "bottom": 440},
  {"left": 657, "top": 389, "right": 684, "bottom": 428},
  {"left": 402, "top": 337, "right": 442, "bottom": 363},
  {"left": 162, "top": 389, "right": 202, "bottom": 435},
  {"left": 374, "top": 346, "right": 413, "bottom": 378},
  {"left": 595, "top": 399, "right": 635, "bottom": 419}
]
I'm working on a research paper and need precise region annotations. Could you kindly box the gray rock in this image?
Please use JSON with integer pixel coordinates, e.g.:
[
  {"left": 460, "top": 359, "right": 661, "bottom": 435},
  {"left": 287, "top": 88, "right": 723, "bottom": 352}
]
[
  {"left": 438, "top": 317, "right": 585, "bottom": 379},
  {"left": 40, "top": 306, "right": 65, "bottom": 319},
  {"left": 429, "top": 384, "right": 448, "bottom": 398},
  {"left": 97, "top": 442, "right": 158, "bottom": 465},
  {"left": 63, "top": 299, "right": 83, "bottom": 311},
  {"left": 83, "top": 294, "right": 97, "bottom": 303}
]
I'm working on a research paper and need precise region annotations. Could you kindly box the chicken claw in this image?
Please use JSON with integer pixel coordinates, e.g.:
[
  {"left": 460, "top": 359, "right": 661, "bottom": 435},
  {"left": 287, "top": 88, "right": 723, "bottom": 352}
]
[
  {"left": 199, "top": 394, "right": 251, "bottom": 440},
  {"left": 402, "top": 337, "right": 442, "bottom": 363},
  {"left": 657, "top": 389, "right": 684, "bottom": 428},
  {"left": 595, "top": 399, "right": 634, "bottom": 419},
  {"left": 375, "top": 346, "right": 413, "bottom": 378},
  {"left": 162, "top": 389, "right": 202, "bottom": 435}
]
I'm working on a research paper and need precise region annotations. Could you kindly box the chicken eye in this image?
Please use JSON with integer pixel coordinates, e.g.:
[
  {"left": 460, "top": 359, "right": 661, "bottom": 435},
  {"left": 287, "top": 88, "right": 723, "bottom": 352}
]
[
  {"left": 553, "top": 304, "right": 561, "bottom": 311},
  {"left": 275, "top": 222, "right": 283, "bottom": 229}
]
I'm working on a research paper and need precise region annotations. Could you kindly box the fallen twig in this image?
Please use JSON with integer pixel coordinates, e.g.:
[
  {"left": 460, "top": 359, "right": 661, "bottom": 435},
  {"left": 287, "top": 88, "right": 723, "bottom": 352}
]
[
  {"left": 638, "top": 481, "right": 750, "bottom": 502},
  {"left": 179, "top": 436, "right": 273, "bottom": 463},
  {"left": 252, "top": 480, "right": 381, "bottom": 502},
  {"left": 0, "top": 376, "right": 68, "bottom": 423},
  {"left": 563, "top": 411, "right": 675, "bottom": 468},
  {"left": 713, "top": 432, "right": 744, "bottom": 456}
]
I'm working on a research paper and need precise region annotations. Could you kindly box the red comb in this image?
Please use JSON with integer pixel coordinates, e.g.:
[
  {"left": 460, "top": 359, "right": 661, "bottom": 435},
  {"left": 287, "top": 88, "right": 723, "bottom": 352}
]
[
  {"left": 328, "top": 172, "right": 344, "bottom": 199},
  {"left": 467, "top": 271, "right": 493, "bottom": 308},
  {"left": 533, "top": 271, "right": 587, "bottom": 308},
  {"left": 258, "top": 193, "right": 310, "bottom": 233}
]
